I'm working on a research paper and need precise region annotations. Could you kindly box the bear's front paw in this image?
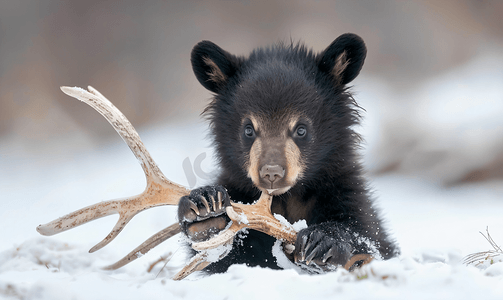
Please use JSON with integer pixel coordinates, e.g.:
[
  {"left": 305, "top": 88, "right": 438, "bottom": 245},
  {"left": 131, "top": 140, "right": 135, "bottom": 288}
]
[
  {"left": 178, "top": 185, "right": 231, "bottom": 242},
  {"left": 294, "top": 227, "right": 351, "bottom": 273}
]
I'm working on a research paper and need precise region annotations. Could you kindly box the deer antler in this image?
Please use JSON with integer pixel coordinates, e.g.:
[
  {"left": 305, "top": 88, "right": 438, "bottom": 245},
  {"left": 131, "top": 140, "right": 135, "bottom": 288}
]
[
  {"left": 36, "top": 86, "right": 189, "bottom": 254},
  {"left": 36, "top": 86, "right": 372, "bottom": 280}
]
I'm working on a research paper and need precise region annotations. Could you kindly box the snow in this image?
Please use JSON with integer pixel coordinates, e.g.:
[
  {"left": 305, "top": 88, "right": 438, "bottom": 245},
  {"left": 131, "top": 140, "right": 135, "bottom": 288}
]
[
  {"left": 2, "top": 124, "right": 502, "bottom": 300},
  {"left": 292, "top": 219, "right": 308, "bottom": 232},
  {"left": 237, "top": 212, "right": 249, "bottom": 225},
  {"left": 2, "top": 54, "right": 503, "bottom": 299},
  {"left": 273, "top": 213, "right": 295, "bottom": 230},
  {"left": 202, "top": 242, "right": 233, "bottom": 263},
  {"left": 228, "top": 208, "right": 249, "bottom": 225}
]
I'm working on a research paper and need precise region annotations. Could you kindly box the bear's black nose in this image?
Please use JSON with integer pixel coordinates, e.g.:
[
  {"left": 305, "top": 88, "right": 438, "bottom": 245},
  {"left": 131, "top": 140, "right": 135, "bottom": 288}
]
[{"left": 259, "top": 165, "right": 285, "bottom": 183}]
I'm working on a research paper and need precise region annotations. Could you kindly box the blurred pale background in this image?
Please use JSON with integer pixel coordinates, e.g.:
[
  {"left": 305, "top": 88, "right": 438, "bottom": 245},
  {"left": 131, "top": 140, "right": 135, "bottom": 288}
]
[{"left": 2, "top": 0, "right": 503, "bottom": 189}]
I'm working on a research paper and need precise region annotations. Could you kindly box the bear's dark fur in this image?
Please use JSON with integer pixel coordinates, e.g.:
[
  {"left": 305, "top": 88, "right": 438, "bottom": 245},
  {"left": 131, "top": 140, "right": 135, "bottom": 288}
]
[{"left": 178, "top": 33, "right": 399, "bottom": 274}]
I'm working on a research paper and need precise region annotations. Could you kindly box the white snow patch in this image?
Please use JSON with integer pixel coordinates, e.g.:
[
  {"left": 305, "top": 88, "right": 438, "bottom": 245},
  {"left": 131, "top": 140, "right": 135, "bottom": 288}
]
[
  {"left": 272, "top": 239, "right": 303, "bottom": 273},
  {"left": 202, "top": 242, "right": 233, "bottom": 263},
  {"left": 236, "top": 212, "right": 249, "bottom": 225},
  {"left": 485, "top": 263, "right": 503, "bottom": 277},
  {"left": 273, "top": 213, "right": 298, "bottom": 234},
  {"left": 292, "top": 219, "right": 308, "bottom": 232},
  {"left": 353, "top": 231, "right": 383, "bottom": 260}
]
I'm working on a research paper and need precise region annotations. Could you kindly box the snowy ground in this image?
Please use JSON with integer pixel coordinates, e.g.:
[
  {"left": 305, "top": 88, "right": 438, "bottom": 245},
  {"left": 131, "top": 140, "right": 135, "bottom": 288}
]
[{"left": 1, "top": 119, "right": 503, "bottom": 300}]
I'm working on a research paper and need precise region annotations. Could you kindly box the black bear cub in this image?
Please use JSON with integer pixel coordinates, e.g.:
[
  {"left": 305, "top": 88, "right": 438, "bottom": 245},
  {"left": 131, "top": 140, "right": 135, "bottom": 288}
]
[{"left": 178, "top": 33, "right": 399, "bottom": 273}]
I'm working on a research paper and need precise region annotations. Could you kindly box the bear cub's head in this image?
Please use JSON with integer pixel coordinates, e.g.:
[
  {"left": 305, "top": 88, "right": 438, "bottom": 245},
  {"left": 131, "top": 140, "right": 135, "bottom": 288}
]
[{"left": 192, "top": 34, "right": 367, "bottom": 197}]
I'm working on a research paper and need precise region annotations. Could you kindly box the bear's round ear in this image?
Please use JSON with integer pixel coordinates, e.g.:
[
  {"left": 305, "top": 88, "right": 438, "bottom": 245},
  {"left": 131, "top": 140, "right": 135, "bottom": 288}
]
[
  {"left": 191, "top": 41, "right": 240, "bottom": 93},
  {"left": 317, "top": 33, "right": 367, "bottom": 85}
]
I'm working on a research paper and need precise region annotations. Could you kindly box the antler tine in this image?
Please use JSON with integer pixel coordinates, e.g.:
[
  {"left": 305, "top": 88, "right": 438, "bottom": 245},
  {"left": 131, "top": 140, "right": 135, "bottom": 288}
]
[
  {"left": 172, "top": 253, "right": 211, "bottom": 280},
  {"left": 63, "top": 86, "right": 170, "bottom": 184},
  {"left": 36, "top": 86, "right": 189, "bottom": 252},
  {"left": 103, "top": 222, "right": 181, "bottom": 270}
]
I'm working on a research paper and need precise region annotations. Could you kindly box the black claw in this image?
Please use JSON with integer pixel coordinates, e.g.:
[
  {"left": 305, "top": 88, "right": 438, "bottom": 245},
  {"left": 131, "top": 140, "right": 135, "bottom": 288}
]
[
  {"left": 305, "top": 245, "right": 321, "bottom": 265},
  {"left": 198, "top": 195, "right": 210, "bottom": 214},
  {"left": 209, "top": 194, "right": 216, "bottom": 211},
  {"left": 217, "top": 191, "right": 223, "bottom": 207},
  {"left": 322, "top": 246, "right": 336, "bottom": 264},
  {"left": 189, "top": 200, "right": 200, "bottom": 216},
  {"left": 299, "top": 234, "right": 308, "bottom": 261},
  {"left": 178, "top": 196, "right": 197, "bottom": 222},
  {"left": 304, "top": 240, "right": 315, "bottom": 259}
]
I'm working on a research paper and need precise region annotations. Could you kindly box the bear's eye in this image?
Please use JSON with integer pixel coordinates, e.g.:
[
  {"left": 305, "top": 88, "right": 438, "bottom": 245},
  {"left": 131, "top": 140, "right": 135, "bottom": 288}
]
[
  {"left": 295, "top": 125, "right": 307, "bottom": 138},
  {"left": 244, "top": 125, "right": 255, "bottom": 138}
]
